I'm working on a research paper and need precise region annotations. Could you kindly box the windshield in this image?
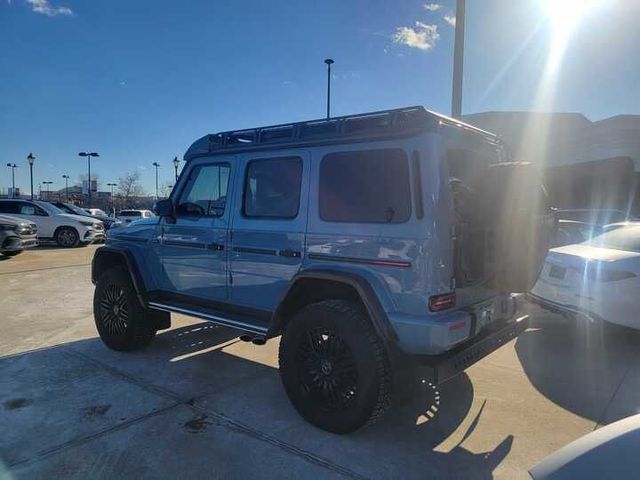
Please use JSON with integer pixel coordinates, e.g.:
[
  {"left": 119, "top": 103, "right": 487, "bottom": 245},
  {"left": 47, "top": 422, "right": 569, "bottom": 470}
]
[
  {"left": 120, "top": 211, "right": 141, "bottom": 216},
  {"left": 36, "top": 201, "right": 64, "bottom": 215},
  {"left": 65, "top": 204, "right": 90, "bottom": 216},
  {"left": 585, "top": 226, "right": 640, "bottom": 253}
]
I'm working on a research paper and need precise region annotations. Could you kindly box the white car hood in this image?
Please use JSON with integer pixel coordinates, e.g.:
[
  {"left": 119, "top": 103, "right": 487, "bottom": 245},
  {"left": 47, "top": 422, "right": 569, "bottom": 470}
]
[
  {"left": 59, "top": 213, "right": 97, "bottom": 223},
  {"left": 550, "top": 244, "right": 640, "bottom": 263},
  {"left": 530, "top": 413, "right": 640, "bottom": 479}
]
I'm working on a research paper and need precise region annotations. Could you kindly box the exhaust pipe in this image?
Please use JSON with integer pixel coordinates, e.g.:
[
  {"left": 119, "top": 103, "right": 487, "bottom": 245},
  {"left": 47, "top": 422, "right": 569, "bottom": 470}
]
[{"left": 239, "top": 334, "right": 266, "bottom": 346}]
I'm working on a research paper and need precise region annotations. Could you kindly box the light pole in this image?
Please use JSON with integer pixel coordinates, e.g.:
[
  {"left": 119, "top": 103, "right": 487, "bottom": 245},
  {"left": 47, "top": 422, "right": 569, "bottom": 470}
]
[
  {"left": 152, "top": 162, "right": 160, "bottom": 200},
  {"left": 62, "top": 175, "right": 70, "bottom": 201},
  {"left": 27, "top": 153, "right": 35, "bottom": 200},
  {"left": 107, "top": 182, "right": 117, "bottom": 215},
  {"left": 6, "top": 163, "right": 17, "bottom": 198},
  {"left": 324, "top": 58, "right": 334, "bottom": 119},
  {"left": 451, "top": 0, "right": 466, "bottom": 118},
  {"left": 42, "top": 181, "right": 53, "bottom": 200},
  {"left": 172, "top": 156, "right": 180, "bottom": 182},
  {"left": 78, "top": 152, "right": 99, "bottom": 207}
]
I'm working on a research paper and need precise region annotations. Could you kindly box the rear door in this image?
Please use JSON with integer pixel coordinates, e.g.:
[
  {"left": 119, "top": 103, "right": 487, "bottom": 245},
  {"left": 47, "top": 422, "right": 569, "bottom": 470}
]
[
  {"left": 229, "top": 152, "right": 308, "bottom": 311},
  {"left": 158, "top": 159, "right": 233, "bottom": 301}
]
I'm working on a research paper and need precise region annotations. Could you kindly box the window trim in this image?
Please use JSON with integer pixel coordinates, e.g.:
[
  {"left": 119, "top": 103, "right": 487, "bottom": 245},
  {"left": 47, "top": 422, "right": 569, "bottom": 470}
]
[
  {"left": 242, "top": 156, "right": 303, "bottom": 220},
  {"left": 318, "top": 148, "right": 412, "bottom": 224},
  {"left": 175, "top": 161, "right": 231, "bottom": 218}
]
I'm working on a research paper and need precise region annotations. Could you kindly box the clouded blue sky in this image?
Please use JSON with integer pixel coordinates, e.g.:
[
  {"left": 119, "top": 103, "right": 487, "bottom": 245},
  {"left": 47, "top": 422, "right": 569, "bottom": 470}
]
[{"left": 1, "top": 0, "right": 639, "bottom": 193}]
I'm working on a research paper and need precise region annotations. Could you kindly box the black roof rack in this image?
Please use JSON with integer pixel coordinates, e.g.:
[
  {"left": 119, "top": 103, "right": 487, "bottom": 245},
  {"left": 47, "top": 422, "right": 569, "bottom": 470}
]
[{"left": 184, "top": 105, "right": 499, "bottom": 160}]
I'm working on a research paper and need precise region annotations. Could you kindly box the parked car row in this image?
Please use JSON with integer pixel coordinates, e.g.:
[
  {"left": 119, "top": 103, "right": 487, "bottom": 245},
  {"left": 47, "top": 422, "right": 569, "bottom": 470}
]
[
  {"left": 0, "top": 214, "right": 38, "bottom": 257},
  {"left": 0, "top": 199, "right": 158, "bottom": 257}
]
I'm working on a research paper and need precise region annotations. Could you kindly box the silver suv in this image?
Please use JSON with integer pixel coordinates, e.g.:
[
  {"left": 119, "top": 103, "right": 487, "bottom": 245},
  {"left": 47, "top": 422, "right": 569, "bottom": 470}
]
[
  {"left": 0, "top": 200, "right": 104, "bottom": 248},
  {"left": 0, "top": 214, "right": 38, "bottom": 257}
]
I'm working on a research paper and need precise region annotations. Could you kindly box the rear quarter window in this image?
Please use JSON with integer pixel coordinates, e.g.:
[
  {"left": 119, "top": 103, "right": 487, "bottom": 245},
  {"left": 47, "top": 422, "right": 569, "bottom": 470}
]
[{"left": 319, "top": 148, "right": 411, "bottom": 223}]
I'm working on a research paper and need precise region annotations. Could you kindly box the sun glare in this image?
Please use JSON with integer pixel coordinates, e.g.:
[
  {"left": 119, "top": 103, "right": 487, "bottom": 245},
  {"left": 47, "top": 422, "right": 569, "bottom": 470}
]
[{"left": 543, "top": 0, "right": 605, "bottom": 68}]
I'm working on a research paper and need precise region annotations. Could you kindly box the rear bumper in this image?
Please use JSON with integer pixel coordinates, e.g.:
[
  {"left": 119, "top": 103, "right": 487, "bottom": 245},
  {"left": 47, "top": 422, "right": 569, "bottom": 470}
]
[
  {"left": 422, "top": 314, "right": 530, "bottom": 384},
  {"left": 527, "top": 292, "right": 602, "bottom": 322},
  {"left": 390, "top": 293, "right": 522, "bottom": 355}
]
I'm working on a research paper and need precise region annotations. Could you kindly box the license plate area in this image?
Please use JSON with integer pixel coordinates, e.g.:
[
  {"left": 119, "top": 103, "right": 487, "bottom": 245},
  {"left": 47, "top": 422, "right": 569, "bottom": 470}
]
[
  {"left": 549, "top": 264, "right": 567, "bottom": 279},
  {"left": 474, "top": 302, "right": 495, "bottom": 333}
]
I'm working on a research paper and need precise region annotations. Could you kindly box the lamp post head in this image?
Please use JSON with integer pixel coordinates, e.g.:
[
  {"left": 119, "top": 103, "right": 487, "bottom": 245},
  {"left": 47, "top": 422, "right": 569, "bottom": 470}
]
[
  {"left": 62, "top": 175, "right": 69, "bottom": 179},
  {"left": 173, "top": 156, "right": 179, "bottom": 168},
  {"left": 27, "top": 153, "right": 35, "bottom": 165},
  {"left": 324, "top": 58, "right": 334, "bottom": 66},
  {"left": 153, "top": 162, "right": 160, "bottom": 167}
]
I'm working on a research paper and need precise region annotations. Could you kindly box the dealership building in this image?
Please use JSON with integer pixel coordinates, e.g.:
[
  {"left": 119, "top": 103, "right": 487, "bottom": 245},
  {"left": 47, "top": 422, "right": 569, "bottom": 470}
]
[{"left": 465, "top": 111, "right": 640, "bottom": 216}]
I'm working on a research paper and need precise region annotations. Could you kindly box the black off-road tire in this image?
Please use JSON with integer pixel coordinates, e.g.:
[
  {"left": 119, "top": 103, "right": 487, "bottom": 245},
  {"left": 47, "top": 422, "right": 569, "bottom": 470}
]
[
  {"left": 55, "top": 227, "right": 80, "bottom": 248},
  {"left": 2, "top": 250, "right": 22, "bottom": 257},
  {"left": 94, "top": 267, "right": 156, "bottom": 351},
  {"left": 279, "top": 300, "right": 393, "bottom": 434}
]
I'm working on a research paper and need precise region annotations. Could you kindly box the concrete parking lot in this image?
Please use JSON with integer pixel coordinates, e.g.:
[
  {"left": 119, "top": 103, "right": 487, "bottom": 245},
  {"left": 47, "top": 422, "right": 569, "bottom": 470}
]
[{"left": 1, "top": 246, "right": 639, "bottom": 479}]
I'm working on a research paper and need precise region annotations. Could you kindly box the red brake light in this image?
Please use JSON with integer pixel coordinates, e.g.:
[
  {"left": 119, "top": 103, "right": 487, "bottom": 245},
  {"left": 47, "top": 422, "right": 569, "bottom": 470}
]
[{"left": 429, "top": 292, "right": 456, "bottom": 312}]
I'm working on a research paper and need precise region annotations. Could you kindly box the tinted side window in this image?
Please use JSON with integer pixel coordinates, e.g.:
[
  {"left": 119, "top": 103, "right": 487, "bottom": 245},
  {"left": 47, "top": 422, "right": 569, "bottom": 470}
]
[
  {"left": 319, "top": 149, "right": 411, "bottom": 223},
  {"left": 243, "top": 157, "right": 302, "bottom": 218},
  {"left": 0, "top": 201, "right": 19, "bottom": 214},
  {"left": 177, "top": 163, "right": 230, "bottom": 217}
]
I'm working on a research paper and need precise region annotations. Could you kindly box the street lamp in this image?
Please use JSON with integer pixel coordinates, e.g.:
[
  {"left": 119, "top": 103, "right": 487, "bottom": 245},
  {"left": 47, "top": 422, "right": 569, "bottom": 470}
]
[
  {"left": 451, "top": 0, "right": 466, "bottom": 119},
  {"left": 107, "top": 182, "right": 117, "bottom": 215},
  {"left": 27, "top": 153, "right": 35, "bottom": 200},
  {"left": 324, "top": 58, "right": 334, "bottom": 119},
  {"left": 62, "top": 175, "right": 70, "bottom": 201},
  {"left": 78, "top": 152, "right": 99, "bottom": 207},
  {"left": 6, "top": 163, "right": 17, "bottom": 198},
  {"left": 172, "top": 156, "right": 180, "bottom": 182},
  {"left": 42, "top": 181, "right": 53, "bottom": 200},
  {"left": 152, "top": 162, "right": 160, "bottom": 200}
]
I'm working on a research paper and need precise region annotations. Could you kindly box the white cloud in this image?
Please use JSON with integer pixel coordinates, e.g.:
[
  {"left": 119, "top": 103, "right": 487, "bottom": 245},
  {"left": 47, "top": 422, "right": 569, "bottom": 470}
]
[
  {"left": 423, "top": 3, "right": 442, "bottom": 11},
  {"left": 26, "top": 0, "right": 72, "bottom": 16},
  {"left": 444, "top": 14, "right": 456, "bottom": 27},
  {"left": 393, "top": 22, "right": 440, "bottom": 51}
]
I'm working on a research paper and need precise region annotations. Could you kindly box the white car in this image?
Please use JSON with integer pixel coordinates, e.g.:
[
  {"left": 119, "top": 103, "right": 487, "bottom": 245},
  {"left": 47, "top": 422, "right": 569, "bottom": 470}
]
[
  {"left": 530, "top": 225, "right": 640, "bottom": 329},
  {"left": 117, "top": 209, "right": 155, "bottom": 224},
  {"left": 0, "top": 199, "right": 105, "bottom": 248}
]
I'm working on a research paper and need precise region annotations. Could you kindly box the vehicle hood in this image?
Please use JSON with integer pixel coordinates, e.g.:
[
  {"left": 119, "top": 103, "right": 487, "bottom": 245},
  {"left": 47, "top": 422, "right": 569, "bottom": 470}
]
[
  {"left": 530, "top": 413, "right": 640, "bottom": 479},
  {"left": 0, "top": 214, "right": 30, "bottom": 227},
  {"left": 59, "top": 213, "right": 102, "bottom": 224},
  {"left": 549, "top": 244, "right": 640, "bottom": 263},
  {"left": 125, "top": 217, "right": 158, "bottom": 227}
]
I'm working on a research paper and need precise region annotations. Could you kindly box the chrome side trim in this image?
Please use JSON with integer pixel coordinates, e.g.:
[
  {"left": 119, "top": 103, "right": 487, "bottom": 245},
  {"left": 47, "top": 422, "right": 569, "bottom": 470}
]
[{"left": 148, "top": 301, "right": 268, "bottom": 335}]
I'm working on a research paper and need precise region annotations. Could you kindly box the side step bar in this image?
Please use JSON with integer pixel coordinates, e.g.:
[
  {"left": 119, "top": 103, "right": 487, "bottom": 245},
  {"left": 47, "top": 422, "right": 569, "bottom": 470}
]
[
  {"left": 423, "top": 315, "right": 530, "bottom": 385},
  {"left": 148, "top": 301, "right": 269, "bottom": 336}
]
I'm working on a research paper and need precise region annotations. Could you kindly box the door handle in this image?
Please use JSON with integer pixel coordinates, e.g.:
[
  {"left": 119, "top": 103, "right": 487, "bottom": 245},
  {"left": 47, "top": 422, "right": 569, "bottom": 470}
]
[
  {"left": 279, "top": 249, "right": 301, "bottom": 258},
  {"left": 207, "top": 242, "right": 225, "bottom": 251}
]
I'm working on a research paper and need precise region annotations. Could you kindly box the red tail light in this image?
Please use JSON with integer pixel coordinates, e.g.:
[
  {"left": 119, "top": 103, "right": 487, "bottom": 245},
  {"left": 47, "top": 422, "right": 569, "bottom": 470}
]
[{"left": 428, "top": 292, "right": 456, "bottom": 312}]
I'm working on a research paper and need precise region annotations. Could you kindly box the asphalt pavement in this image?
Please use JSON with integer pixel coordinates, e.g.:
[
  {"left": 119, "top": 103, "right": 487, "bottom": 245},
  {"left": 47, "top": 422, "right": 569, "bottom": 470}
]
[{"left": 1, "top": 245, "right": 639, "bottom": 479}]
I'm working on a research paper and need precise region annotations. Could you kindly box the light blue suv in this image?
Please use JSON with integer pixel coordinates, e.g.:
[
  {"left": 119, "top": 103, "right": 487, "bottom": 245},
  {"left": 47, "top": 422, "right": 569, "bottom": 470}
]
[{"left": 92, "top": 106, "right": 555, "bottom": 433}]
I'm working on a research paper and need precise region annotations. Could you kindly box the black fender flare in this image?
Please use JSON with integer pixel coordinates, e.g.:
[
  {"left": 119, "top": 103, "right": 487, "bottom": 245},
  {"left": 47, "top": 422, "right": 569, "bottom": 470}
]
[
  {"left": 271, "top": 269, "right": 397, "bottom": 342},
  {"left": 92, "top": 246, "right": 147, "bottom": 306}
]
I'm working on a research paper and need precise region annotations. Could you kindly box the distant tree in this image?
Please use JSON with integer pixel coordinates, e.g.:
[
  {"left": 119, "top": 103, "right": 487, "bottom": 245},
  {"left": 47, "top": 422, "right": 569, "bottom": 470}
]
[{"left": 117, "top": 171, "right": 145, "bottom": 207}]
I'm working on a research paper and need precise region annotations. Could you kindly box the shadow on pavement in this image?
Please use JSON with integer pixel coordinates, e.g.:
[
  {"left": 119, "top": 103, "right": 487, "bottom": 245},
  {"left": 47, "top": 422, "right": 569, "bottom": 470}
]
[
  {"left": 515, "top": 310, "right": 640, "bottom": 422},
  {"left": 1, "top": 322, "right": 514, "bottom": 479}
]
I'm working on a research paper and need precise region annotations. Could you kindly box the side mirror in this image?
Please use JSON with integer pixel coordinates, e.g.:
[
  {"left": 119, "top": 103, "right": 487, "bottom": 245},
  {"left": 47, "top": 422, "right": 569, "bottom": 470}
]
[{"left": 154, "top": 199, "right": 174, "bottom": 217}]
